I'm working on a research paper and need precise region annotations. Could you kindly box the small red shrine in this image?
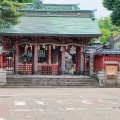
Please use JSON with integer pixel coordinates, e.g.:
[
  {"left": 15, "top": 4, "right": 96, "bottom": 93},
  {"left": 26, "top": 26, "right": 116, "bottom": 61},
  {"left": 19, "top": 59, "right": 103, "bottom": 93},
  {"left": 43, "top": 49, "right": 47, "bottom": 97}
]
[{"left": 94, "top": 34, "right": 120, "bottom": 86}]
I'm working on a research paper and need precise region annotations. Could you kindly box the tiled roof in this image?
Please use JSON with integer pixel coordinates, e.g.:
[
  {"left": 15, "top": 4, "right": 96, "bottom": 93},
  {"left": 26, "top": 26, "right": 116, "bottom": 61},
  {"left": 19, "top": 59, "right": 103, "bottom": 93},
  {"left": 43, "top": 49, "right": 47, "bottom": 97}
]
[
  {"left": 0, "top": 16, "right": 101, "bottom": 36},
  {"left": 94, "top": 49, "right": 120, "bottom": 55}
]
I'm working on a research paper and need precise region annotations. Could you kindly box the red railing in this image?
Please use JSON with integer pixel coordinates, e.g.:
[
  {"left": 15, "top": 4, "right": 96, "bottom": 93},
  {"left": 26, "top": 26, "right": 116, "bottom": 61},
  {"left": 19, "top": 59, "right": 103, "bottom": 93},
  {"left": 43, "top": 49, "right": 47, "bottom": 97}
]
[
  {"left": 38, "top": 64, "right": 58, "bottom": 75},
  {"left": 18, "top": 64, "right": 58, "bottom": 75},
  {"left": 3, "top": 57, "right": 13, "bottom": 71},
  {"left": 18, "top": 63, "right": 32, "bottom": 75}
]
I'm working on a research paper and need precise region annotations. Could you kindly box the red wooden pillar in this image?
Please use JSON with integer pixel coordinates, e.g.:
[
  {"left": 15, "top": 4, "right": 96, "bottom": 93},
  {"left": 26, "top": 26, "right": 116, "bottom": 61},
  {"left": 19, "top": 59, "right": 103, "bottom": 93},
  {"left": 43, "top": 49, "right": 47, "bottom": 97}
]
[
  {"left": 103, "top": 55, "right": 105, "bottom": 70},
  {"left": 15, "top": 40, "right": 19, "bottom": 74},
  {"left": 0, "top": 55, "right": 1, "bottom": 68},
  {"left": 61, "top": 46, "right": 65, "bottom": 75},
  {"left": 58, "top": 46, "right": 61, "bottom": 75},
  {"left": 76, "top": 46, "right": 81, "bottom": 75},
  {"left": 0, "top": 45, "right": 2, "bottom": 68},
  {"left": 1, "top": 55, "right": 3, "bottom": 68},
  {"left": 33, "top": 41, "right": 38, "bottom": 74},
  {"left": 84, "top": 56, "right": 86, "bottom": 74},
  {"left": 48, "top": 45, "right": 51, "bottom": 64},
  {"left": 67, "top": 46, "right": 70, "bottom": 54},
  {"left": 24, "top": 44, "right": 27, "bottom": 53}
]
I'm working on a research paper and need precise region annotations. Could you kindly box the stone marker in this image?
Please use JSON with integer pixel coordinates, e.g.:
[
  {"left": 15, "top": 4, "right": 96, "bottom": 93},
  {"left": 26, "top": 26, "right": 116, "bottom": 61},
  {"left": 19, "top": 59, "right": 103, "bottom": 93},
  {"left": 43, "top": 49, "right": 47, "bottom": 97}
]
[{"left": 0, "top": 68, "right": 7, "bottom": 86}]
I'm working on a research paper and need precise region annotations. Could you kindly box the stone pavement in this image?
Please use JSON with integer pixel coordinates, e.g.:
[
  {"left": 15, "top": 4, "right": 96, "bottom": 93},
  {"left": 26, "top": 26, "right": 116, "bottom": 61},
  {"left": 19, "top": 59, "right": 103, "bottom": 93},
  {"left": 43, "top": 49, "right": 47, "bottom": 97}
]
[{"left": 0, "top": 88, "right": 120, "bottom": 120}]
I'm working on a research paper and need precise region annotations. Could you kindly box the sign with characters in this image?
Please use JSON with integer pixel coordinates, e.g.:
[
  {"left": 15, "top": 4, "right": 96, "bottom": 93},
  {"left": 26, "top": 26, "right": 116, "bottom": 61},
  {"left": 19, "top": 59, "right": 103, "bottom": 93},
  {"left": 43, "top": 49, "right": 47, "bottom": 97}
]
[{"left": 105, "top": 61, "right": 118, "bottom": 86}]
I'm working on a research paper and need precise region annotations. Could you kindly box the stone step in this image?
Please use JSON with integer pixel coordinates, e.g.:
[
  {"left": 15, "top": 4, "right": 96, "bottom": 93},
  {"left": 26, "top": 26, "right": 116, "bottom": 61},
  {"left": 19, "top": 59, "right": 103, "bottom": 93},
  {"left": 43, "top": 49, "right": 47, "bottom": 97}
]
[
  {"left": 5, "top": 75, "right": 100, "bottom": 87},
  {"left": 7, "top": 79, "right": 99, "bottom": 84},
  {"left": 5, "top": 81, "right": 99, "bottom": 87},
  {"left": 7, "top": 81, "right": 99, "bottom": 85},
  {"left": 7, "top": 79, "right": 98, "bottom": 83},
  {"left": 2, "top": 85, "right": 100, "bottom": 88}
]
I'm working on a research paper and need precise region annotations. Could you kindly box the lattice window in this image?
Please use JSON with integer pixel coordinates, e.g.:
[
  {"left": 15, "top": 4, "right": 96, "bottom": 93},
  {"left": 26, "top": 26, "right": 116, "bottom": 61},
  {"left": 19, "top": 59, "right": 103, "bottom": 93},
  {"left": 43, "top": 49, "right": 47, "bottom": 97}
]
[
  {"left": 38, "top": 64, "right": 58, "bottom": 75},
  {"left": 18, "top": 64, "right": 32, "bottom": 75}
]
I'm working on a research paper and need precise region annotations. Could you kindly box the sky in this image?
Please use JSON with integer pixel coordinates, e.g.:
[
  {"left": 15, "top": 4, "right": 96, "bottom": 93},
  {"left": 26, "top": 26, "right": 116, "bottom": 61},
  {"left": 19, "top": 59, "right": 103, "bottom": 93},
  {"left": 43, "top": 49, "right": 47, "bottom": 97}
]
[{"left": 44, "top": 0, "right": 111, "bottom": 18}]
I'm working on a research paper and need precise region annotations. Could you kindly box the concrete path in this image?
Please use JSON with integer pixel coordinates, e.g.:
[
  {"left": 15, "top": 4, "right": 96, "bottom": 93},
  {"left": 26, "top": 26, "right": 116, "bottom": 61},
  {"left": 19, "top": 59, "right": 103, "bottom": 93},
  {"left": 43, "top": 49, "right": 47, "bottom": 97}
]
[{"left": 0, "top": 88, "right": 120, "bottom": 120}]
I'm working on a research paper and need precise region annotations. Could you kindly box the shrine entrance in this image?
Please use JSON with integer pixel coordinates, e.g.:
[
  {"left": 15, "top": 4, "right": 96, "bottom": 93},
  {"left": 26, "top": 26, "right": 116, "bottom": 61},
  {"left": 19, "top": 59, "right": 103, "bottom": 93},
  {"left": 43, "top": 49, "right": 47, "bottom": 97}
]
[{"left": 1, "top": 35, "right": 89, "bottom": 75}]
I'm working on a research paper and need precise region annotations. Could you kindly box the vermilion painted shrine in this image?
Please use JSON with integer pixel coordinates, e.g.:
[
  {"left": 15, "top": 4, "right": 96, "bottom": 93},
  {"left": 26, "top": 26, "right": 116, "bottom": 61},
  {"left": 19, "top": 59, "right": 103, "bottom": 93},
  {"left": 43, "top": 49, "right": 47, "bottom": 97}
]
[{"left": 0, "top": 0, "right": 102, "bottom": 75}]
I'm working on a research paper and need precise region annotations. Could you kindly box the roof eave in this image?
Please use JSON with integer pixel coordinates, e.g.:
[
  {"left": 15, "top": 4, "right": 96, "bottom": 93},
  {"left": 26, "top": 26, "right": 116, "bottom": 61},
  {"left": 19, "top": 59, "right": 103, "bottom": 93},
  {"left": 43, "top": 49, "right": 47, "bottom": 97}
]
[{"left": 0, "top": 33, "right": 102, "bottom": 37}]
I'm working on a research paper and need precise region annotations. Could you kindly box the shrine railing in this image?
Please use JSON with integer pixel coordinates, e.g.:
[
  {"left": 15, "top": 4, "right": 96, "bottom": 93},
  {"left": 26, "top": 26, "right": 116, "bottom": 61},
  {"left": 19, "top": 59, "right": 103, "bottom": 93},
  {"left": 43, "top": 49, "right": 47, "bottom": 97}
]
[
  {"left": 18, "top": 63, "right": 58, "bottom": 75},
  {"left": 38, "top": 64, "right": 58, "bottom": 75},
  {"left": 3, "top": 57, "right": 13, "bottom": 71},
  {"left": 18, "top": 63, "right": 32, "bottom": 75}
]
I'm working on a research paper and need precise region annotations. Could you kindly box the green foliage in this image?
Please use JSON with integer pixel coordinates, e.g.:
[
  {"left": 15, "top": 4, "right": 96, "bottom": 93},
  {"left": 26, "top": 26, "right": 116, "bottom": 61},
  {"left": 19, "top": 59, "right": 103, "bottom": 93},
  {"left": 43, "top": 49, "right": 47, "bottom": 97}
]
[
  {"left": 0, "top": 0, "right": 24, "bottom": 29},
  {"left": 99, "top": 28, "right": 110, "bottom": 44},
  {"left": 98, "top": 17, "right": 112, "bottom": 30},
  {"left": 103, "top": 0, "right": 116, "bottom": 10},
  {"left": 22, "top": 0, "right": 34, "bottom": 3},
  {"left": 12, "top": 0, "right": 34, "bottom": 3},
  {"left": 98, "top": 17, "right": 120, "bottom": 44},
  {"left": 88, "top": 38, "right": 97, "bottom": 45},
  {"left": 103, "top": 0, "right": 120, "bottom": 26}
]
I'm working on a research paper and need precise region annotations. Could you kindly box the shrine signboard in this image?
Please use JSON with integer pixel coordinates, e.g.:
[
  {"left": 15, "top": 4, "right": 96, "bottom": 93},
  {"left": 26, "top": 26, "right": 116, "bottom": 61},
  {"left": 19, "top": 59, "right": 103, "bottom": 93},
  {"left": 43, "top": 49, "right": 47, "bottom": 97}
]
[
  {"left": 106, "top": 65, "right": 117, "bottom": 76},
  {"left": 105, "top": 61, "right": 118, "bottom": 86}
]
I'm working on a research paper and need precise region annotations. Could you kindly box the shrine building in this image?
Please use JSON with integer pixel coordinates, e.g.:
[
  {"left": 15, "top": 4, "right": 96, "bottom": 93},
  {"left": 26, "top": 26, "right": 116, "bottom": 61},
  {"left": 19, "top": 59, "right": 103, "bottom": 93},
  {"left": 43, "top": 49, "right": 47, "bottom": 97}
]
[{"left": 0, "top": 0, "right": 101, "bottom": 75}]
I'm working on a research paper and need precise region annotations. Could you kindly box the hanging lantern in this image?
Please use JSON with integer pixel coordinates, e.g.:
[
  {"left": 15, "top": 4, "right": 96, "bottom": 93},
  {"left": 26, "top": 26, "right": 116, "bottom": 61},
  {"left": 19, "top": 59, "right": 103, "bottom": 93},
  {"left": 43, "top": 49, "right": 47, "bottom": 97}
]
[
  {"left": 30, "top": 44, "right": 32, "bottom": 50},
  {"left": 24, "top": 44, "right": 28, "bottom": 53},
  {"left": 25, "top": 44, "right": 28, "bottom": 50},
  {"left": 53, "top": 45, "right": 55, "bottom": 49},
  {"left": 45, "top": 46, "right": 47, "bottom": 50},
  {"left": 66, "top": 45, "right": 68, "bottom": 49},
  {"left": 43, "top": 44, "right": 45, "bottom": 49},
  {"left": 38, "top": 45, "right": 40, "bottom": 50},
  {"left": 71, "top": 45, "right": 74, "bottom": 49},
  {"left": 60, "top": 46, "right": 63, "bottom": 51}
]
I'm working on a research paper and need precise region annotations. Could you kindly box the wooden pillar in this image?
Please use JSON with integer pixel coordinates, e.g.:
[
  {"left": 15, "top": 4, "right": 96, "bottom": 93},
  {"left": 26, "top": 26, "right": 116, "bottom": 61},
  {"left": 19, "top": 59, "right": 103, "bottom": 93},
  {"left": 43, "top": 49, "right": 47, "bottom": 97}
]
[
  {"left": 33, "top": 41, "right": 38, "bottom": 74},
  {"left": 0, "top": 45, "right": 3, "bottom": 68},
  {"left": 90, "top": 53, "right": 94, "bottom": 77},
  {"left": 61, "top": 46, "right": 65, "bottom": 75},
  {"left": 48, "top": 45, "right": 51, "bottom": 64},
  {"left": 0, "top": 36, "right": 3, "bottom": 68},
  {"left": 80, "top": 46, "right": 84, "bottom": 75},
  {"left": 12, "top": 46, "right": 15, "bottom": 74},
  {"left": 67, "top": 46, "right": 70, "bottom": 54},
  {"left": 24, "top": 44, "right": 27, "bottom": 53},
  {"left": 0, "top": 55, "right": 1, "bottom": 68},
  {"left": 58, "top": 46, "right": 61, "bottom": 75},
  {"left": 76, "top": 46, "right": 81, "bottom": 75},
  {"left": 15, "top": 40, "right": 19, "bottom": 74}
]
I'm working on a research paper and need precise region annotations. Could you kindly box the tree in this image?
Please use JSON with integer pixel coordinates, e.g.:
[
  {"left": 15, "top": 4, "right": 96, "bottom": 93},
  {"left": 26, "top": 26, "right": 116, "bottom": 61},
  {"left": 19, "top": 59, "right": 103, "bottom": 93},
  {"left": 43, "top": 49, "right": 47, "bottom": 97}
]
[
  {"left": 22, "top": 0, "right": 34, "bottom": 3},
  {"left": 0, "top": 0, "right": 24, "bottom": 30},
  {"left": 15, "top": 0, "right": 34, "bottom": 3},
  {"left": 103, "top": 0, "right": 120, "bottom": 26},
  {"left": 99, "top": 28, "right": 110, "bottom": 44},
  {"left": 98, "top": 17, "right": 120, "bottom": 44},
  {"left": 99, "top": 17, "right": 112, "bottom": 30}
]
